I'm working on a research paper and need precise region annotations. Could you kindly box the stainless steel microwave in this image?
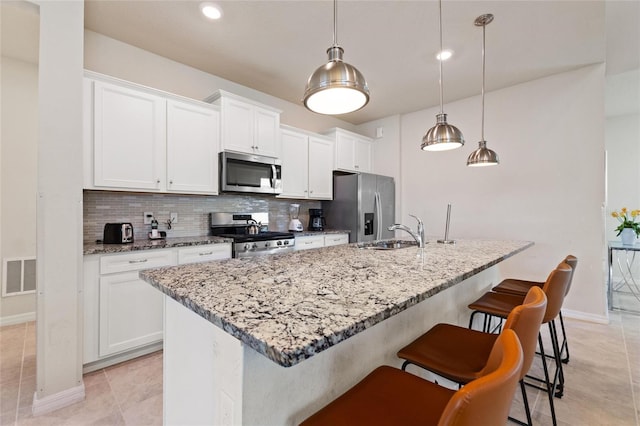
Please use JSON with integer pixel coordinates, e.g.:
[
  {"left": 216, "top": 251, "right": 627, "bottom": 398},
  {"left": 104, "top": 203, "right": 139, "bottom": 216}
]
[{"left": 220, "top": 151, "right": 283, "bottom": 195}]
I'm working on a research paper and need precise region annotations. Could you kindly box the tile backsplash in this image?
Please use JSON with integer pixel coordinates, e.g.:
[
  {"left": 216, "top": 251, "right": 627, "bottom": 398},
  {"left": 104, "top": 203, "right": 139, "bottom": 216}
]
[{"left": 83, "top": 190, "right": 321, "bottom": 244}]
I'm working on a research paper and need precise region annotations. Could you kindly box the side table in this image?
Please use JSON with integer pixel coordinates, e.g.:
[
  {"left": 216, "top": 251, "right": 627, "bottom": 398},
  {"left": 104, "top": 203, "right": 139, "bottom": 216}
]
[{"left": 608, "top": 241, "right": 640, "bottom": 313}]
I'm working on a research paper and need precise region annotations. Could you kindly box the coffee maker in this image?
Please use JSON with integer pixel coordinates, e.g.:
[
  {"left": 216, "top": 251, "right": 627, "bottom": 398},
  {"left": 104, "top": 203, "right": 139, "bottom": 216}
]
[{"left": 309, "top": 208, "right": 326, "bottom": 231}]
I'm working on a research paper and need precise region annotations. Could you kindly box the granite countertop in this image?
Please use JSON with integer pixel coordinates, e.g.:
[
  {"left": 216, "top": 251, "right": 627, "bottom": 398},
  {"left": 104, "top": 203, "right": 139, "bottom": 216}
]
[
  {"left": 292, "top": 229, "right": 350, "bottom": 237},
  {"left": 84, "top": 236, "right": 231, "bottom": 255},
  {"left": 139, "top": 239, "right": 532, "bottom": 367}
]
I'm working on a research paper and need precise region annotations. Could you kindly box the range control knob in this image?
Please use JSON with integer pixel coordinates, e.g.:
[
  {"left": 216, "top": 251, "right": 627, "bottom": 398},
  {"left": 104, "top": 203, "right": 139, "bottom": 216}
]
[
  {"left": 252, "top": 243, "right": 258, "bottom": 249},
  {"left": 264, "top": 242, "right": 269, "bottom": 248},
  {"left": 276, "top": 240, "right": 282, "bottom": 246},
  {"left": 243, "top": 244, "right": 252, "bottom": 251},
  {"left": 283, "top": 240, "right": 289, "bottom": 246}
]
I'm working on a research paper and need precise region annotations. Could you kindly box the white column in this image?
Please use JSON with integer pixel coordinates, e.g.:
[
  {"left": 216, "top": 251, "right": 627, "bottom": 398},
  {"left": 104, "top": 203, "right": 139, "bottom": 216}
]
[{"left": 32, "top": 0, "right": 85, "bottom": 415}]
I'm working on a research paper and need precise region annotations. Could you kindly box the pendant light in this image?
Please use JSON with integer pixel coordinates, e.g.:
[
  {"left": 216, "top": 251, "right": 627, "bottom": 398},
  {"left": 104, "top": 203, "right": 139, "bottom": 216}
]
[
  {"left": 421, "top": 0, "right": 464, "bottom": 151},
  {"left": 303, "top": 0, "right": 369, "bottom": 115},
  {"left": 467, "top": 14, "right": 499, "bottom": 167}
]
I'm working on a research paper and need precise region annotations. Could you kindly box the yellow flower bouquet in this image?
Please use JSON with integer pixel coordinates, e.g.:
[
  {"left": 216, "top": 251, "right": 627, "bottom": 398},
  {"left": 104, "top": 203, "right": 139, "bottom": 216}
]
[{"left": 611, "top": 207, "right": 640, "bottom": 237}]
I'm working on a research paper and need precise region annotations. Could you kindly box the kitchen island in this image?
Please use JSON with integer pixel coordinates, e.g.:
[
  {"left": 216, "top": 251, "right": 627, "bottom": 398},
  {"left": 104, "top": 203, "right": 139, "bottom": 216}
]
[{"left": 140, "top": 239, "right": 532, "bottom": 425}]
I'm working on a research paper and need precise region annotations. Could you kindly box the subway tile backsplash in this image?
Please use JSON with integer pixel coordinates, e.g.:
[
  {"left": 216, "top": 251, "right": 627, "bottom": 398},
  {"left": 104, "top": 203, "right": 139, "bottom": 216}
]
[{"left": 83, "top": 190, "right": 321, "bottom": 244}]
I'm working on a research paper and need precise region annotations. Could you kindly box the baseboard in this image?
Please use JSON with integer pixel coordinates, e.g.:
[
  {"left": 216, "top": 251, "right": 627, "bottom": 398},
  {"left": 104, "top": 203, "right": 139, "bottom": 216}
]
[
  {"left": 561, "top": 308, "right": 609, "bottom": 324},
  {"left": 32, "top": 383, "right": 85, "bottom": 416},
  {"left": 0, "top": 311, "right": 36, "bottom": 327}
]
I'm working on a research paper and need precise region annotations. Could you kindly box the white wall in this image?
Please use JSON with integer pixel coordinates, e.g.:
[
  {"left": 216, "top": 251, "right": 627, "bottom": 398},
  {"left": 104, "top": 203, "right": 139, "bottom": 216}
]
[
  {"left": 0, "top": 56, "right": 38, "bottom": 322},
  {"left": 83, "top": 30, "right": 356, "bottom": 134},
  {"left": 394, "top": 64, "right": 606, "bottom": 320}
]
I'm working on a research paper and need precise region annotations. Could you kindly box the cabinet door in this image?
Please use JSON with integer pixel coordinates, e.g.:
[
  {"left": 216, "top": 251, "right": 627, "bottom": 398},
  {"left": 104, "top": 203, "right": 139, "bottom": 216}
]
[
  {"left": 177, "top": 244, "right": 232, "bottom": 265},
  {"left": 308, "top": 136, "right": 334, "bottom": 200},
  {"left": 335, "top": 133, "right": 356, "bottom": 171},
  {"left": 324, "top": 233, "right": 349, "bottom": 247},
  {"left": 167, "top": 100, "right": 219, "bottom": 194},
  {"left": 253, "top": 107, "right": 280, "bottom": 157},
  {"left": 99, "top": 271, "right": 164, "bottom": 356},
  {"left": 294, "top": 235, "right": 325, "bottom": 251},
  {"left": 279, "top": 129, "right": 309, "bottom": 198},
  {"left": 93, "top": 80, "right": 166, "bottom": 190},
  {"left": 354, "top": 138, "right": 372, "bottom": 173},
  {"left": 220, "top": 97, "right": 254, "bottom": 154}
]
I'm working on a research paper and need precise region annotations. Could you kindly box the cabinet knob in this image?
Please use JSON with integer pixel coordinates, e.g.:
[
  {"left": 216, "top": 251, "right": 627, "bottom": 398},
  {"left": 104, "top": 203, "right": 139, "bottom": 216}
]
[
  {"left": 156, "top": 178, "right": 161, "bottom": 183},
  {"left": 355, "top": 165, "right": 359, "bottom": 169},
  {"left": 169, "top": 180, "right": 173, "bottom": 185},
  {"left": 310, "top": 190, "right": 313, "bottom": 194}
]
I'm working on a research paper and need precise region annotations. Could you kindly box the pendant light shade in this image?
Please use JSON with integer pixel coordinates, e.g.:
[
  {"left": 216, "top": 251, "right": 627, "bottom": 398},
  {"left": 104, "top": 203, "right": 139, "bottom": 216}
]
[
  {"left": 467, "top": 13, "right": 499, "bottom": 167},
  {"left": 421, "top": 0, "right": 464, "bottom": 151},
  {"left": 303, "top": 1, "right": 369, "bottom": 115}
]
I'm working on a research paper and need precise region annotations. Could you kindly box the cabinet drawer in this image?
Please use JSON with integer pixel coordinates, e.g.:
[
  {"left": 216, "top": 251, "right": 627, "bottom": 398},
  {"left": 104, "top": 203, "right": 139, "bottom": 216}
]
[
  {"left": 324, "top": 234, "right": 349, "bottom": 247},
  {"left": 177, "top": 244, "right": 231, "bottom": 265},
  {"left": 100, "top": 250, "right": 175, "bottom": 275},
  {"left": 294, "top": 235, "right": 325, "bottom": 251}
]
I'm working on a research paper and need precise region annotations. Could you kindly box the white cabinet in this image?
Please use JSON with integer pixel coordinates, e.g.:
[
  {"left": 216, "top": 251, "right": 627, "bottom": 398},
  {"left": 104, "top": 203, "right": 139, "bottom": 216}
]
[
  {"left": 84, "top": 243, "right": 232, "bottom": 370},
  {"left": 167, "top": 100, "right": 220, "bottom": 194},
  {"left": 98, "top": 250, "right": 175, "bottom": 357},
  {"left": 323, "top": 233, "right": 349, "bottom": 247},
  {"left": 279, "top": 126, "right": 334, "bottom": 200},
  {"left": 323, "top": 128, "right": 372, "bottom": 173},
  {"left": 177, "top": 244, "right": 231, "bottom": 265},
  {"left": 208, "top": 90, "right": 281, "bottom": 158},
  {"left": 84, "top": 72, "right": 220, "bottom": 195},
  {"left": 92, "top": 80, "right": 166, "bottom": 190},
  {"left": 294, "top": 235, "right": 325, "bottom": 251},
  {"left": 294, "top": 233, "right": 349, "bottom": 251}
]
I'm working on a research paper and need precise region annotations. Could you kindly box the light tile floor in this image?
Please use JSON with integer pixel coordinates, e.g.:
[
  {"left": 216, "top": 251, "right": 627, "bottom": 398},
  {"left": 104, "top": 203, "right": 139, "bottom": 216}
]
[{"left": 1, "top": 311, "right": 638, "bottom": 425}]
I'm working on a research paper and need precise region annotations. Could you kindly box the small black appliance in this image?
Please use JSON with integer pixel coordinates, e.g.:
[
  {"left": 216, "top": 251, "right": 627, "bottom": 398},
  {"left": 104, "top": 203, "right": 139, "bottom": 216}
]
[
  {"left": 103, "top": 223, "right": 134, "bottom": 244},
  {"left": 308, "top": 208, "right": 326, "bottom": 231}
]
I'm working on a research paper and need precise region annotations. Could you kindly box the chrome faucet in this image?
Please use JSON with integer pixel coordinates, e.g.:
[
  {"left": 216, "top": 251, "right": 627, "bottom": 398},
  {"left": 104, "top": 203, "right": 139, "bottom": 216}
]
[{"left": 388, "top": 215, "right": 425, "bottom": 248}]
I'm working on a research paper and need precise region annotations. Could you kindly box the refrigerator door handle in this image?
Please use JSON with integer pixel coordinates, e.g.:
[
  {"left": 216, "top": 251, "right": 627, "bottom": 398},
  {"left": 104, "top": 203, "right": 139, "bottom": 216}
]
[{"left": 375, "top": 191, "right": 382, "bottom": 240}]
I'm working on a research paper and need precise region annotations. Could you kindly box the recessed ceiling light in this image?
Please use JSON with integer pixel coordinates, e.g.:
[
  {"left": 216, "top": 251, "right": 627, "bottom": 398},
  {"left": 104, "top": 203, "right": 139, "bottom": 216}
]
[
  {"left": 200, "top": 2, "right": 222, "bottom": 20},
  {"left": 436, "top": 49, "right": 453, "bottom": 61}
]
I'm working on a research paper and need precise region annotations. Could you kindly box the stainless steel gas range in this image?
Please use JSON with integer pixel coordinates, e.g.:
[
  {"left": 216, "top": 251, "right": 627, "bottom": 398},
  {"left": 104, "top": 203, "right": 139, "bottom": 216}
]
[{"left": 210, "top": 212, "right": 295, "bottom": 258}]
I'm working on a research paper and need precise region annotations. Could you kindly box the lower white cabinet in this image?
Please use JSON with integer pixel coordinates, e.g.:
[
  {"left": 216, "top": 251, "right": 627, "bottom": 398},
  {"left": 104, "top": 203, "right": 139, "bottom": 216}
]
[
  {"left": 84, "top": 243, "right": 231, "bottom": 370},
  {"left": 294, "top": 233, "right": 349, "bottom": 251}
]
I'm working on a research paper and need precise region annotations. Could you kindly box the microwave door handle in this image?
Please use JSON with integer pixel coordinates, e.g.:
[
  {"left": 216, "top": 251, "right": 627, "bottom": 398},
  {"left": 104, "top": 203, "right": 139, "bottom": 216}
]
[
  {"left": 375, "top": 192, "right": 382, "bottom": 240},
  {"left": 271, "top": 164, "right": 277, "bottom": 189}
]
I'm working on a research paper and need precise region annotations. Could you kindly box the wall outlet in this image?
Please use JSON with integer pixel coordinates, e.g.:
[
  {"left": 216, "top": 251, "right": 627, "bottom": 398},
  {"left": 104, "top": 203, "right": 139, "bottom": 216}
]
[
  {"left": 143, "top": 212, "right": 154, "bottom": 225},
  {"left": 170, "top": 212, "right": 178, "bottom": 224}
]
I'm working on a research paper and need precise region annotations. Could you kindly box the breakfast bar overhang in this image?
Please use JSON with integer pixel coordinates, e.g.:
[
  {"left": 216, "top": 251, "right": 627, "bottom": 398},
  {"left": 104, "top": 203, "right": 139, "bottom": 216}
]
[{"left": 140, "top": 239, "right": 532, "bottom": 425}]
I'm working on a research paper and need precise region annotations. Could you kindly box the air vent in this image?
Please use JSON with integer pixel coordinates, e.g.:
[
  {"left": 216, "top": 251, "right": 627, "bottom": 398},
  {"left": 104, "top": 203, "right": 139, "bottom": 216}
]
[{"left": 2, "top": 257, "right": 36, "bottom": 297}]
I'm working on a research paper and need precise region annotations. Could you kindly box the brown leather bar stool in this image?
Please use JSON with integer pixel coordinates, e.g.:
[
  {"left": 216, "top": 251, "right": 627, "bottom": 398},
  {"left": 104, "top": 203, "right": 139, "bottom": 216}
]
[
  {"left": 492, "top": 255, "right": 577, "bottom": 364},
  {"left": 300, "top": 330, "right": 523, "bottom": 426},
  {"left": 397, "top": 287, "right": 546, "bottom": 426},
  {"left": 468, "top": 263, "right": 572, "bottom": 416}
]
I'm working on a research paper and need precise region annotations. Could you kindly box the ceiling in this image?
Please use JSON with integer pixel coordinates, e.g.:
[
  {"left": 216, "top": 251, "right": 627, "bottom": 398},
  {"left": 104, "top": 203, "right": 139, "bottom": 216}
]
[{"left": 2, "top": 1, "right": 638, "bottom": 125}]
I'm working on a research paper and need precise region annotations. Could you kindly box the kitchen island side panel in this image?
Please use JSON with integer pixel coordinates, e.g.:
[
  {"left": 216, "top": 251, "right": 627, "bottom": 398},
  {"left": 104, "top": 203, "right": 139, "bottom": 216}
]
[{"left": 162, "top": 266, "right": 499, "bottom": 425}]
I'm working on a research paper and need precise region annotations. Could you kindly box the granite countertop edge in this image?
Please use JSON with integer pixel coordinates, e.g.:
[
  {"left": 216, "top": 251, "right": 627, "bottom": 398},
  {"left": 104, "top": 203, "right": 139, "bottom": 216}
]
[
  {"left": 83, "top": 236, "right": 232, "bottom": 255},
  {"left": 139, "top": 239, "right": 533, "bottom": 368}
]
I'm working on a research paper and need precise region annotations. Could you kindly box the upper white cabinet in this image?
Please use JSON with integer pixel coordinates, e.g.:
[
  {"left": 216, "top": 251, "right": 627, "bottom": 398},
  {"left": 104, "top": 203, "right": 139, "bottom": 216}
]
[
  {"left": 323, "top": 128, "right": 372, "bottom": 173},
  {"left": 92, "top": 80, "right": 166, "bottom": 190},
  {"left": 84, "top": 72, "right": 220, "bottom": 195},
  {"left": 207, "top": 90, "right": 281, "bottom": 158},
  {"left": 279, "top": 126, "right": 334, "bottom": 200},
  {"left": 166, "top": 100, "right": 219, "bottom": 194}
]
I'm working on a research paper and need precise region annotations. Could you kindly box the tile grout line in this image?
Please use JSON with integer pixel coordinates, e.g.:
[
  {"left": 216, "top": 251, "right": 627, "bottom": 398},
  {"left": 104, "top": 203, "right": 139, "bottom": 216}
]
[
  {"left": 620, "top": 316, "right": 640, "bottom": 426},
  {"left": 103, "top": 368, "right": 128, "bottom": 424},
  {"left": 13, "top": 323, "right": 27, "bottom": 426}
]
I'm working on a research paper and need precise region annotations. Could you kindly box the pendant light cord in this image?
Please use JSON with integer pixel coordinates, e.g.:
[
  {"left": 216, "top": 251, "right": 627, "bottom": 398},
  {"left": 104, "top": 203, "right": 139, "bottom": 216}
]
[
  {"left": 481, "top": 21, "right": 486, "bottom": 142},
  {"left": 438, "top": 0, "right": 444, "bottom": 114},
  {"left": 333, "top": 0, "right": 338, "bottom": 47}
]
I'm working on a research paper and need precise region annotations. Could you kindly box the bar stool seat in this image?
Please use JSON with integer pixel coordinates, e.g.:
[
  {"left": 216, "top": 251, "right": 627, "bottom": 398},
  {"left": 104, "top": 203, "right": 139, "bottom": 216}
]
[
  {"left": 301, "top": 330, "right": 523, "bottom": 426},
  {"left": 493, "top": 278, "right": 543, "bottom": 296},
  {"left": 468, "top": 292, "right": 527, "bottom": 320}
]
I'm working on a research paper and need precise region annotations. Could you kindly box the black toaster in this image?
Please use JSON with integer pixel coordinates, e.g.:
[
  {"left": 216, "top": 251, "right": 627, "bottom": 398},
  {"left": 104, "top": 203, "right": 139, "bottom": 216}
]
[{"left": 103, "top": 223, "right": 134, "bottom": 244}]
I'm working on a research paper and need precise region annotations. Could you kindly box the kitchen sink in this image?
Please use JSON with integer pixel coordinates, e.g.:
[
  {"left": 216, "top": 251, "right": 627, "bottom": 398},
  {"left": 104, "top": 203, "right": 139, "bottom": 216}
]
[{"left": 355, "top": 240, "right": 419, "bottom": 250}]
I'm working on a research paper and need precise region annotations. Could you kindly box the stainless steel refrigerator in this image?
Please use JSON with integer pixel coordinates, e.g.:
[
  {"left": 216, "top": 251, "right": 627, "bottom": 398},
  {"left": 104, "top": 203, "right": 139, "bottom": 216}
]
[{"left": 322, "top": 173, "right": 395, "bottom": 243}]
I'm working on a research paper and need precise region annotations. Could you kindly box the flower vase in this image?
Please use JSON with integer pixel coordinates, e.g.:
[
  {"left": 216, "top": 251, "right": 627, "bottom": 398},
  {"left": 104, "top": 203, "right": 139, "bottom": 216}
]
[{"left": 620, "top": 228, "right": 636, "bottom": 245}]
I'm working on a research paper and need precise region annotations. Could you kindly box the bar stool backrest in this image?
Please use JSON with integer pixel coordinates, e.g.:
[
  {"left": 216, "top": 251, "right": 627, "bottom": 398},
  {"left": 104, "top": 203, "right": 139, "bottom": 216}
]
[
  {"left": 542, "top": 262, "right": 573, "bottom": 324},
  {"left": 497, "top": 286, "right": 547, "bottom": 380},
  {"left": 437, "top": 329, "right": 523, "bottom": 426},
  {"left": 564, "top": 255, "right": 578, "bottom": 296}
]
